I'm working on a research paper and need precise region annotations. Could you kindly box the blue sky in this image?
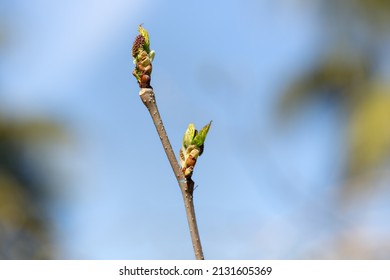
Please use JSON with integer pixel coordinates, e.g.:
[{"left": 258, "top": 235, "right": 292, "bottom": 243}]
[{"left": 2, "top": 0, "right": 389, "bottom": 259}]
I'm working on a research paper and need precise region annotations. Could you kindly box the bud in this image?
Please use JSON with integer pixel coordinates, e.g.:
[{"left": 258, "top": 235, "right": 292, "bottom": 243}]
[
  {"left": 131, "top": 25, "right": 155, "bottom": 88},
  {"left": 179, "top": 121, "right": 212, "bottom": 178}
]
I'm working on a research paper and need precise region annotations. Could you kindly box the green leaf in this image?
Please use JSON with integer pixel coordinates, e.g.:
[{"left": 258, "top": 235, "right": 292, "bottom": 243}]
[
  {"left": 192, "top": 121, "right": 212, "bottom": 147},
  {"left": 182, "top": 123, "right": 196, "bottom": 149},
  {"left": 138, "top": 25, "right": 150, "bottom": 53}
]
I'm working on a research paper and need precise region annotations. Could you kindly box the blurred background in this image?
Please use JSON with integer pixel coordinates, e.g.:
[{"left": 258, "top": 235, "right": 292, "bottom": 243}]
[{"left": 1, "top": 0, "right": 390, "bottom": 259}]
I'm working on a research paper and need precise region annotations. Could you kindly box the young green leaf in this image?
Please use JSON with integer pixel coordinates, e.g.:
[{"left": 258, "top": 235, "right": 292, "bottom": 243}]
[
  {"left": 183, "top": 123, "right": 196, "bottom": 149},
  {"left": 192, "top": 121, "right": 212, "bottom": 147},
  {"left": 138, "top": 25, "right": 150, "bottom": 53}
]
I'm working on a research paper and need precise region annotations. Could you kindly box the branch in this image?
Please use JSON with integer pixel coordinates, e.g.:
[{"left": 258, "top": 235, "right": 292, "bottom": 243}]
[
  {"left": 131, "top": 25, "right": 210, "bottom": 260},
  {"left": 139, "top": 88, "right": 204, "bottom": 260}
]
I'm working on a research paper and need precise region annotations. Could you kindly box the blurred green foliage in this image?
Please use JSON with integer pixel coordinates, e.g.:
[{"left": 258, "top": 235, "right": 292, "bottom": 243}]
[
  {"left": 0, "top": 32, "right": 64, "bottom": 259},
  {"left": 348, "top": 85, "right": 390, "bottom": 178},
  {"left": 0, "top": 114, "right": 64, "bottom": 259},
  {"left": 278, "top": 0, "right": 390, "bottom": 193}
]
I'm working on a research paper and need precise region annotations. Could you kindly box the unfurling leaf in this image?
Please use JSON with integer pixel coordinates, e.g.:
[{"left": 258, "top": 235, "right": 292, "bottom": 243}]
[
  {"left": 138, "top": 25, "right": 150, "bottom": 52},
  {"left": 183, "top": 123, "right": 196, "bottom": 149},
  {"left": 192, "top": 121, "right": 212, "bottom": 147}
]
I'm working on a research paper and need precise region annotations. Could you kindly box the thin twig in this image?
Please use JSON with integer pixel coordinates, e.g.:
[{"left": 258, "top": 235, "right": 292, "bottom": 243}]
[{"left": 139, "top": 88, "right": 204, "bottom": 260}]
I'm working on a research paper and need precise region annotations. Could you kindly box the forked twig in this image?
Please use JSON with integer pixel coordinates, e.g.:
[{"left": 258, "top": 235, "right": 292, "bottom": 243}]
[{"left": 132, "top": 26, "right": 210, "bottom": 260}]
